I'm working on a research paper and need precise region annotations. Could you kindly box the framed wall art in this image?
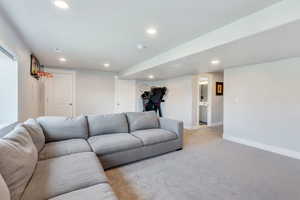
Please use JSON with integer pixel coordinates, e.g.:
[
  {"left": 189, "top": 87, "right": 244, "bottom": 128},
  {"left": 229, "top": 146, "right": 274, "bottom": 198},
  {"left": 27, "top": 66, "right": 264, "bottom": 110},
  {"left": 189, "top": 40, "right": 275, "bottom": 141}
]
[{"left": 216, "top": 82, "right": 224, "bottom": 96}]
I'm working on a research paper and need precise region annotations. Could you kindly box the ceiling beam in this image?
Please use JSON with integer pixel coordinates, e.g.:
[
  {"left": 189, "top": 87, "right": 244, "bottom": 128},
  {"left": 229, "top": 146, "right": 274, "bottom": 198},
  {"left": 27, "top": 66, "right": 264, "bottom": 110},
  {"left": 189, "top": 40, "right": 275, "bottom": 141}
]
[{"left": 120, "top": 0, "right": 300, "bottom": 78}]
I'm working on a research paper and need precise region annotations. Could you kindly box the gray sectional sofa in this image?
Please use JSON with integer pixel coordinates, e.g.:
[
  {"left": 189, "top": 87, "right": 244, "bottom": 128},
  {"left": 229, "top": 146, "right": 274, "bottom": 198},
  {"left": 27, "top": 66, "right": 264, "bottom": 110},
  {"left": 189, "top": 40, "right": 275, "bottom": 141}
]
[{"left": 0, "top": 111, "right": 183, "bottom": 200}]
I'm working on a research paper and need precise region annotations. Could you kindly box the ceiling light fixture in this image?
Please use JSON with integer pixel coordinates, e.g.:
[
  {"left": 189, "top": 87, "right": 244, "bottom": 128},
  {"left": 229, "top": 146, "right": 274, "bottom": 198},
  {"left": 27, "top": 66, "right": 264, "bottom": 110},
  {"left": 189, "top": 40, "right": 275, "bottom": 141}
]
[
  {"left": 146, "top": 27, "right": 157, "bottom": 36},
  {"left": 148, "top": 75, "right": 154, "bottom": 79},
  {"left": 103, "top": 63, "right": 110, "bottom": 68},
  {"left": 59, "top": 57, "right": 67, "bottom": 62},
  {"left": 211, "top": 59, "right": 221, "bottom": 65},
  {"left": 53, "top": 0, "right": 70, "bottom": 10}
]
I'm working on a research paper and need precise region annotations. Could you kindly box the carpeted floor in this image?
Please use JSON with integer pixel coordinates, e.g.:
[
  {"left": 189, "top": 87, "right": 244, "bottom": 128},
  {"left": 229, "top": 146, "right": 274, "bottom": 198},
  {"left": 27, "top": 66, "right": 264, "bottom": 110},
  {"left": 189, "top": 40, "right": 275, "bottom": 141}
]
[{"left": 106, "top": 126, "right": 300, "bottom": 200}]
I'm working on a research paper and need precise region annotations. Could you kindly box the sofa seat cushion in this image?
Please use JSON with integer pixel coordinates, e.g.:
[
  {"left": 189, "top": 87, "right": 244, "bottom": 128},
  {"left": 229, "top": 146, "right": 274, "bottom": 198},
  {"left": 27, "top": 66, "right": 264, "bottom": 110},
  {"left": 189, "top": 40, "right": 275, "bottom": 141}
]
[
  {"left": 49, "top": 183, "right": 118, "bottom": 200},
  {"left": 21, "top": 152, "right": 107, "bottom": 200},
  {"left": 88, "top": 133, "right": 143, "bottom": 156},
  {"left": 39, "top": 139, "right": 92, "bottom": 160},
  {"left": 87, "top": 113, "right": 129, "bottom": 136},
  {"left": 131, "top": 129, "right": 178, "bottom": 146}
]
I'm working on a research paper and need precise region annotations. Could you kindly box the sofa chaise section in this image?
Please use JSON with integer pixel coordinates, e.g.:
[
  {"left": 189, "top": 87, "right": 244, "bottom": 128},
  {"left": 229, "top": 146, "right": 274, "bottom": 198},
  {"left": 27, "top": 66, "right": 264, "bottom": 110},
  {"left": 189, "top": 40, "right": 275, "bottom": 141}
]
[
  {"left": 22, "top": 116, "right": 119, "bottom": 200},
  {"left": 21, "top": 152, "right": 108, "bottom": 200}
]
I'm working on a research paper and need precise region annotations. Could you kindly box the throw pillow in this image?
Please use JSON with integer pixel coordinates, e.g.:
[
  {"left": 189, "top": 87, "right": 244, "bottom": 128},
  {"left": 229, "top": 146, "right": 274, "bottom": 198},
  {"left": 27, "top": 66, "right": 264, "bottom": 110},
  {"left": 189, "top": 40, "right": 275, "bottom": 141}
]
[{"left": 23, "top": 119, "right": 45, "bottom": 152}]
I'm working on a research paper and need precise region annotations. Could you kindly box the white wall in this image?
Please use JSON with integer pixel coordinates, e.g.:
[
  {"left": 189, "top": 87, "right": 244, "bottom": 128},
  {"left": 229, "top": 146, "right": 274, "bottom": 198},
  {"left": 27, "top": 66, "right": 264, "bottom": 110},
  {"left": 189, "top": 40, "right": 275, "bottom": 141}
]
[
  {"left": 0, "top": 9, "right": 42, "bottom": 122},
  {"left": 211, "top": 72, "right": 224, "bottom": 125},
  {"left": 75, "top": 69, "right": 115, "bottom": 116},
  {"left": 224, "top": 57, "right": 300, "bottom": 157},
  {"left": 163, "top": 76, "right": 195, "bottom": 128},
  {"left": 45, "top": 68, "right": 116, "bottom": 116}
]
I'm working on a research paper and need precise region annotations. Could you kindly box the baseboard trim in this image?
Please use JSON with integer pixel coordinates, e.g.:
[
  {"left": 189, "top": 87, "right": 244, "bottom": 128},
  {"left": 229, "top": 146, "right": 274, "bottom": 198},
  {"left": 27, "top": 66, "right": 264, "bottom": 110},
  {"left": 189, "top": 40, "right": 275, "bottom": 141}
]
[
  {"left": 184, "top": 125, "right": 199, "bottom": 130},
  {"left": 223, "top": 135, "right": 300, "bottom": 160},
  {"left": 208, "top": 122, "right": 223, "bottom": 127},
  {"left": 185, "top": 122, "right": 223, "bottom": 130}
]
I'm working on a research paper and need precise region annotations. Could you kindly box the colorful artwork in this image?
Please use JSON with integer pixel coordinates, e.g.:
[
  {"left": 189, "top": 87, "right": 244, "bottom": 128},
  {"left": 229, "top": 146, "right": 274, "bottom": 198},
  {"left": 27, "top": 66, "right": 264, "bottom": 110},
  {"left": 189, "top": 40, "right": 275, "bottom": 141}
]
[
  {"left": 216, "top": 82, "right": 224, "bottom": 96},
  {"left": 30, "top": 54, "right": 41, "bottom": 79}
]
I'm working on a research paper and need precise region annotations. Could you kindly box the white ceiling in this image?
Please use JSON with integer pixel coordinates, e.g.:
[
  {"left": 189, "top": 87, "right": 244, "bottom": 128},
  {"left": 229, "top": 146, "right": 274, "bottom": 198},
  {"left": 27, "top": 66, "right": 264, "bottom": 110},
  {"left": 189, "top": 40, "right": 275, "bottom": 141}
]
[
  {"left": 124, "top": 20, "right": 300, "bottom": 80},
  {"left": 0, "top": 0, "right": 281, "bottom": 72}
]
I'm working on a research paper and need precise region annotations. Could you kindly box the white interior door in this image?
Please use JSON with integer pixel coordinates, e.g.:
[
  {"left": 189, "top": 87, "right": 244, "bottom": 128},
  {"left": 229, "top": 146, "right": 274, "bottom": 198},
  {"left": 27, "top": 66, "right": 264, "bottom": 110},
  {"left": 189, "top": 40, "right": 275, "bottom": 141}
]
[
  {"left": 115, "top": 78, "right": 136, "bottom": 113},
  {"left": 45, "top": 70, "right": 75, "bottom": 117}
]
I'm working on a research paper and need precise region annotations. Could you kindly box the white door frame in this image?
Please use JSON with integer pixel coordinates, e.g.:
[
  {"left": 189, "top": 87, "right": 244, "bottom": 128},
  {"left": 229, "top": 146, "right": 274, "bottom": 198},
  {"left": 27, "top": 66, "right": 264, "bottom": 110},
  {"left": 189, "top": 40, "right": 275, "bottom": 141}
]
[
  {"left": 196, "top": 75, "right": 212, "bottom": 127},
  {"left": 44, "top": 68, "right": 76, "bottom": 117}
]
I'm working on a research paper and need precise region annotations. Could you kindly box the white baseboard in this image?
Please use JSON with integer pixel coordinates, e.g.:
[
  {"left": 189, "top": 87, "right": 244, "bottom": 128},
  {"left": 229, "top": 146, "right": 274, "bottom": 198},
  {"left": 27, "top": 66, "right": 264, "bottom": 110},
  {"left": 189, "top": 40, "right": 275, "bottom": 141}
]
[
  {"left": 223, "top": 135, "right": 300, "bottom": 160},
  {"left": 185, "top": 122, "right": 223, "bottom": 130},
  {"left": 184, "top": 125, "right": 196, "bottom": 129},
  {"left": 208, "top": 122, "right": 223, "bottom": 127}
]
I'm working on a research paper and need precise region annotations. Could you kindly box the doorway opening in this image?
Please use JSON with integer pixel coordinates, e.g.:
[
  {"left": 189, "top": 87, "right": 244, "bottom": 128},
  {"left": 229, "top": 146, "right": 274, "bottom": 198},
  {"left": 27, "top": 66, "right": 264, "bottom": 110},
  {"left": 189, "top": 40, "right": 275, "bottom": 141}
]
[
  {"left": 194, "top": 72, "right": 224, "bottom": 130},
  {"left": 198, "top": 77, "right": 210, "bottom": 127}
]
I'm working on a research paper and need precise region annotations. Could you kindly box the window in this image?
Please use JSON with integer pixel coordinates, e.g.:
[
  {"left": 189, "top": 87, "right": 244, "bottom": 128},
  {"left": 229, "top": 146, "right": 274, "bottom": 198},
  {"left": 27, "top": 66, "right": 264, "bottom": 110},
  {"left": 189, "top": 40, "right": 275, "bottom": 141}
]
[{"left": 0, "top": 46, "right": 18, "bottom": 128}]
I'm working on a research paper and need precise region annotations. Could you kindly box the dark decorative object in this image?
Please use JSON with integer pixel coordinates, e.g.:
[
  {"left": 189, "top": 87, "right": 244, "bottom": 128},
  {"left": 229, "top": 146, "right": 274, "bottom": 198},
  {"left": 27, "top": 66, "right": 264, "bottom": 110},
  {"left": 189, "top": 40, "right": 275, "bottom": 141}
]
[
  {"left": 30, "top": 54, "right": 41, "bottom": 79},
  {"left": 141, "top": 87, "right": 167, "bottom": 117},
  {"left": 216, "top": 82, "right": 224, "bottom": 96}
]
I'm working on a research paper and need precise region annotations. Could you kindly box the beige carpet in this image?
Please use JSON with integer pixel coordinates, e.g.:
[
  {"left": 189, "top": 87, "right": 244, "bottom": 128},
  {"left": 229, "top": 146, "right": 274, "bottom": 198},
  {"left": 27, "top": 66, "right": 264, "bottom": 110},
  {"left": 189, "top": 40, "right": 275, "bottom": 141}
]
[{"left": 106, "top": 126, "right": 300, "bottom": 200}]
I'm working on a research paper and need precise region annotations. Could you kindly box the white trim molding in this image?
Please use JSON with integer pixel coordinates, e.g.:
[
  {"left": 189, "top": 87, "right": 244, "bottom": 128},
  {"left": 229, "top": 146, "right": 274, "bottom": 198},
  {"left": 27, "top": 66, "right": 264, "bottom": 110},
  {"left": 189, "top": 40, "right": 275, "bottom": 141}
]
[
  {"left": 208, "top": 122, "right": 223, "bottom": 127},
  {"left": 223, "top": 135, "right": 300, "bottom": 160}
]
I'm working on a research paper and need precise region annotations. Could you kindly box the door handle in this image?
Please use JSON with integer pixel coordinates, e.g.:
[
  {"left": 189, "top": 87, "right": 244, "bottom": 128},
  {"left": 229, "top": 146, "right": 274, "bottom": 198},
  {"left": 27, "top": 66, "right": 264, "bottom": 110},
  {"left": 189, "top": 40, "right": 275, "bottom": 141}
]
[{"left": 69, "top": 103, "right": 73, "bottom": 106}]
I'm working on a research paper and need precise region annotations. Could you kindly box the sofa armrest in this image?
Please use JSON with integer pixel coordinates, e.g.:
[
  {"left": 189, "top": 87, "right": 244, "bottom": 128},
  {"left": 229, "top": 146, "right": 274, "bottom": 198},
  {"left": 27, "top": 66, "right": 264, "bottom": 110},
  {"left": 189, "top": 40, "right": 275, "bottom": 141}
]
[{"left": 159, "top": 118, "right": 183, "bottom": 141}]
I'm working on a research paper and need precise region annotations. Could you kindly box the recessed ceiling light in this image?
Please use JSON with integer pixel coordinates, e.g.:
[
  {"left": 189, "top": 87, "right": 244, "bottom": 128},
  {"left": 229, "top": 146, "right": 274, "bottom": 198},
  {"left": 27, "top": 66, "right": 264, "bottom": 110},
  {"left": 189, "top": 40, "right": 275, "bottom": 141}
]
[
  {"left": 211, "top": 59, "right": 221, "bottom": 65},
  {"left": 59, "top": 57, "right": 67, "bottom": 62},
  {"left": 103, "top": 63, "right": 110, "bottom": 68},
  {"left": 53, "top": 0, "right": 70, "bottom": 10},
  {"left": 146, "top": 27, "right": 157, "bottom": 36},
  {"left": 148, "top": 75, "right": 154, "bottom": 79}
]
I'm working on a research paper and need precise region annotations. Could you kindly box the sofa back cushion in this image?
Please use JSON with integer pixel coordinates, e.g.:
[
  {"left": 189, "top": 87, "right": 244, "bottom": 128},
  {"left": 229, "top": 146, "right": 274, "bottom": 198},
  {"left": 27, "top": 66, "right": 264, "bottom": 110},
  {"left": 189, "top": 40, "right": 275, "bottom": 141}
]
[
  {"left": 0, "top": 173, "right": 10, "bottom": 200},
  {"left": 23, "top": 119, "right": 45, "bottom": 152},
  {"left": 37, "top": 116, "right": 88, "bottom": 142},
  {"left": 0, "top": 126, "right": 38, "bottom": 200},
  {"left": 0, "top": 122, "right": 19, "bottom": 138},
  {"left": 126, "top": 111, "right": 159, "bottom": 132},
  {"left": 87, "top": 113, "right": 129, "bottom": 136}
]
